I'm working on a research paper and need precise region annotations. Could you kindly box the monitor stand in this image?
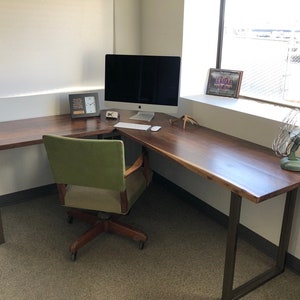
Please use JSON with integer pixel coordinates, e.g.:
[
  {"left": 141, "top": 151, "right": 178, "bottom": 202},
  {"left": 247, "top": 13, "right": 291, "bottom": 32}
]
[{"left": 129, "top": 111, "right": 154, "bottom": 122}]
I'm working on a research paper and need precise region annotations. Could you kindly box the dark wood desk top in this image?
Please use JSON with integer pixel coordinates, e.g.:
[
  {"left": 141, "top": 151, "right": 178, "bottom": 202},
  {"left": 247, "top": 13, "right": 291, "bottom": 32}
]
[
  {"left": 1, "top": 111, "right": 300, "bottom": 203},
  {"left": 115, "top": 112, "right": 300, "bottom": 203},
  {"left": 0, "top": 114, "right": 114, "bottom": 150}
]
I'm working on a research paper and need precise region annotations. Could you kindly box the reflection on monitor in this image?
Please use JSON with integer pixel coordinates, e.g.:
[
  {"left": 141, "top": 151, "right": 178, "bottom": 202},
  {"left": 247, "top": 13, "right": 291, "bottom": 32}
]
[{"left": 104, "top": 54, "right": 181, "bottom": 121}]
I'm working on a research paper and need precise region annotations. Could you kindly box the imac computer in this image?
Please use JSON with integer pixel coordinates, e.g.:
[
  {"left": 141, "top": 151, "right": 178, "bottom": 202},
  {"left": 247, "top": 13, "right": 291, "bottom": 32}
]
[{"left": 104, "top": 54, "right": 181, "bottom": 121}]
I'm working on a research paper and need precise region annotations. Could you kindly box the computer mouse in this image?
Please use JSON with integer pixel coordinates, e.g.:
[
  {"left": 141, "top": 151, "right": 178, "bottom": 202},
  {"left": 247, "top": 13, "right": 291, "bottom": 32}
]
[{"left": 151, "top": 126, "right": 161, "bottom": 132}]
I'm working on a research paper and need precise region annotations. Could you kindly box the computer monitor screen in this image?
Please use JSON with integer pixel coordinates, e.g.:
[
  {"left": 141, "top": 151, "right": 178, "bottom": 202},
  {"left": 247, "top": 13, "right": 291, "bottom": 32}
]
[{"left": 104, "top": 54, "right": 181, "bottom": 120}]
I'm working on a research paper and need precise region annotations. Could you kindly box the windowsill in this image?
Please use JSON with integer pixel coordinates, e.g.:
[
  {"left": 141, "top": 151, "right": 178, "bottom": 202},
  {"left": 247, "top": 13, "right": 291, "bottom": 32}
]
[{"left": 181, "top": 94, "right": 292, "bottom": 123}]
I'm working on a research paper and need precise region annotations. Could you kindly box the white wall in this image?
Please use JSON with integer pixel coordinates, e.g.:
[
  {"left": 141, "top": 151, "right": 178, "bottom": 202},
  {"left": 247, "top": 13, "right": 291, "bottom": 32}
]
[
  {"left": 1, "top": 0, "right": 300, "bottom": 261},
  {"left": 140, "top": 0, "right": 184, "bottom": 56},
  {"left": 114, "top": 0, "right": 141, "bottom": 54},
  {"left": 0, "top": 0, "right": 113, "bottom": 98},
  {"left": 0, "top": 0, "right": 141, "bottom": 194}
]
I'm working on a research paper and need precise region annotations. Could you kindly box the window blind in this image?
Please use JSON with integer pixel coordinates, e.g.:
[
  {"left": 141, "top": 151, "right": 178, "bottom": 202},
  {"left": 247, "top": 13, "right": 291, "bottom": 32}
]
[{"left": 0, "top": 0, "right": 113, "bottom": 98}]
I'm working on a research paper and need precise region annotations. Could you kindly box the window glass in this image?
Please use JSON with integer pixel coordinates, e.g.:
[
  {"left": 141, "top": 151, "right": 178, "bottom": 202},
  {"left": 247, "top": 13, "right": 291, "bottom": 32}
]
[{"left": 222, "top": 0, "right": 300, "bottom": 105}]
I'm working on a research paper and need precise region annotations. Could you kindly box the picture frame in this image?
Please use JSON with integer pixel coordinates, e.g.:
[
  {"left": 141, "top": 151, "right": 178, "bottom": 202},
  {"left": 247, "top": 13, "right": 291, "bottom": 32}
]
[
  {"left": 69, "top": 93, "right": 100, "bottom": 118},
  {"left": 206, "top": 68, "right": 243, "bottom": 98}
]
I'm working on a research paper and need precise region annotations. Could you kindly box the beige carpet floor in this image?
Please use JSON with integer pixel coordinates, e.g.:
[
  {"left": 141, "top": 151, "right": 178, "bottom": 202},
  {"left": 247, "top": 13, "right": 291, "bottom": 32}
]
[{"left": 0, "top": 181, "right": 299, "bottom": 299}]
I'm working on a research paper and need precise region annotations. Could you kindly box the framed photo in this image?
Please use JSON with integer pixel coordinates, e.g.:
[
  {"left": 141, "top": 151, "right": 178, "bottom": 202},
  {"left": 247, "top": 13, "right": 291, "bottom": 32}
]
[
  {"left": 69, "top": 93, "right": 100, "bottom": 118},
  {"left": 206, "top": 68, "right": 243, "bottom": 98}
]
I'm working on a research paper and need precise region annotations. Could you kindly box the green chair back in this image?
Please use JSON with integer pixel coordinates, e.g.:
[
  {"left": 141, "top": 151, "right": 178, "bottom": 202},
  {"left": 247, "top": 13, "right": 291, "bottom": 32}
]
[{"left": 43, "top": 135, "right": 126, "bottom": 191}]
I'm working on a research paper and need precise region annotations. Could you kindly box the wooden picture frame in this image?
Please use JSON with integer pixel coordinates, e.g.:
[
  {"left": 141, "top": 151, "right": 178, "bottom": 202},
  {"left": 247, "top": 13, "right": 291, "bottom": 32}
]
[
  {"left": 206, "top": 68, "right": 243, "bottom": 98},
  {"left": 69, "top": 93, "right": 100, "bottom": 118}
]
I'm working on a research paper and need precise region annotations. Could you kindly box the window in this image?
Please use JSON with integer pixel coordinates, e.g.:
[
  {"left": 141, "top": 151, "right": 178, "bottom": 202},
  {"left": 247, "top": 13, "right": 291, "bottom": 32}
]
[{"left": 221, "top": 0, "right": 300, "bottom": 106}]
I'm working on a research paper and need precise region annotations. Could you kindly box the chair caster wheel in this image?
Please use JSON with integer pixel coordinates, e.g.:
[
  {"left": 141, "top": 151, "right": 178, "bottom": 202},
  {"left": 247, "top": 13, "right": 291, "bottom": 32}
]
[
  {"left": 71, "top": 252, "right": 77, "bottom": 261},
  {"left": 139, "top": 241, "right": 145, "bottom": 250}
]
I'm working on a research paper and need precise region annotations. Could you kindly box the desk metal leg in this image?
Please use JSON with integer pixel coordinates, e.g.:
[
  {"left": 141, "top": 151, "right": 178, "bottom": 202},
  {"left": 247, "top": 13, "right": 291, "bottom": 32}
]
[
  {"left": 0, "top": 210, "right": 5, "bottom": 244},
  {"left": 222, "top": 189, "right": 297, "bottom": 300},
  {"left": 275, "top": 189, "right": 297, "bottom": 270},
  {"left": 222, "top": 192, "right": 242, "bottom": 300}
]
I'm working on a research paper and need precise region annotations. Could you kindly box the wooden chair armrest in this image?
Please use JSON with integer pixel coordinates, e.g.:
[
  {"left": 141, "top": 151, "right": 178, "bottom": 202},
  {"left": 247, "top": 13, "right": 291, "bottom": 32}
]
[
  {"left": 125, "top": 149, "right": 152, "bottom": 186},
  {"left": 125, "top": 153, "right": 144, "bottom": 177},
  {"left": 57, "top": 183, "right": 67, "bottom": 205}
]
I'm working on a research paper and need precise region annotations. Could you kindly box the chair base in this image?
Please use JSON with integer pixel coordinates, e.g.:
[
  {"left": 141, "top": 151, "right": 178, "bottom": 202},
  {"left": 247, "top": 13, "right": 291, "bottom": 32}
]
[{"left": 67, "top": 209, "right": 148, "bottom": 261}]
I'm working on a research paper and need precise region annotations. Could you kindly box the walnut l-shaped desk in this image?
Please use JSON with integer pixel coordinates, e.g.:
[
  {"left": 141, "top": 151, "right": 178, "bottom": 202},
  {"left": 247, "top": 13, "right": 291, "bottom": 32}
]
[{"left": 0, "top": 110, "right": 299, "bottom": 300}]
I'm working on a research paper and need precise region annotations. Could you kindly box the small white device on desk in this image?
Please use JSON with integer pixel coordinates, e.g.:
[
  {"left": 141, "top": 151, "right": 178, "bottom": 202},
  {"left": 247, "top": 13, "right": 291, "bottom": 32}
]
[
  {"left": 150, "top": 126, "right": 161, "bottom": 132},
  {"left": 105, "top": 111, "right": 119, "bottom": 119}
]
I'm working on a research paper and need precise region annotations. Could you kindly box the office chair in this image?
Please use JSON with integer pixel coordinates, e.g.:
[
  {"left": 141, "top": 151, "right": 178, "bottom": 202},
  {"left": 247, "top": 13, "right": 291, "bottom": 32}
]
[{"left": 43, "top": 134, "right": 151, "bottom": 261}]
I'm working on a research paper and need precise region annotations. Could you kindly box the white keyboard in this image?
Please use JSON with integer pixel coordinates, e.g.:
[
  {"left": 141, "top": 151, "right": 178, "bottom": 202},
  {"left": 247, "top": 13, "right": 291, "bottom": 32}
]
[{"left": 114, "top": 122, "right": 151, "bottom": 131}]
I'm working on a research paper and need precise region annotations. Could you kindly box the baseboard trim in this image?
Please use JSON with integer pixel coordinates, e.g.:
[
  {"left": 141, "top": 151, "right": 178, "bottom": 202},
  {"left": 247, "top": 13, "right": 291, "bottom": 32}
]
[
  {"left": 0, "top": 184, "right": 57, "bottom": 207},
  {"left": 153, "top": 173, "right": 300, "bottom": 275}
]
